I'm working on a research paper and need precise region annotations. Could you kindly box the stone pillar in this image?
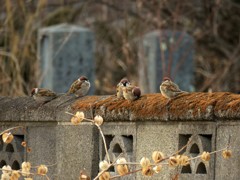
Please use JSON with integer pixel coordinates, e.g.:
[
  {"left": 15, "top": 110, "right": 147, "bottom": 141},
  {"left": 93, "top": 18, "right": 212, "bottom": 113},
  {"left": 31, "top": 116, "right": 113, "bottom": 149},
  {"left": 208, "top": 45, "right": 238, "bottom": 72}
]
[
  {"left": 139, "top": 30, "right": 194, "bottom": 93},
  {"left": 38, "top": 23, "right": 95, "bottom": 94}
]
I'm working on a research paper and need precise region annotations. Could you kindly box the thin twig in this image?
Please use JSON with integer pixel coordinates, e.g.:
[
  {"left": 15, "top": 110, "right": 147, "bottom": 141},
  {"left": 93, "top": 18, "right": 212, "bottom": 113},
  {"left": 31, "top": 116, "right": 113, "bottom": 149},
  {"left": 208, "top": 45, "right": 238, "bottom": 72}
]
[
  {"left": 96, "top": 124, "right": 110, "bottom": 163},
  {"left": 65, "top": 111, "right": 94, "bottom": 123},
  {"left": 0, "top": 126, "right": 25, "bottom": 136},
  {"left": 173, "top": 135, "right": 195, "bottom": 156},
  {"left": 189, "top": 147, "right": 228, "bottom": 161},
  {"left": 110, "top": 168, "right": 142, "bottom": 179},
  {"left": 93, "top": 153, "right": 123, "bottom": 180},
  {"left": 65, "top": 111, "right": 112, "bottom": 177}
]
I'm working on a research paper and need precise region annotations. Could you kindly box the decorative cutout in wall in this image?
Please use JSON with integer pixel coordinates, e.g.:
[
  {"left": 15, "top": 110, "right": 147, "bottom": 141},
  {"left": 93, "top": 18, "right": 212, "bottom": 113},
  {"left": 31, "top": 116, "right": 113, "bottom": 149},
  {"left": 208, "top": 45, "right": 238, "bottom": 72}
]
[
  {"left": 100, "top": 134, "right": 134, "bottom": 177},
  {"left": 0, "top": 134, "right": 24, "bottom": 173},
  {"left": 179, "top": 134, "right": 212, "bottom": 175}
]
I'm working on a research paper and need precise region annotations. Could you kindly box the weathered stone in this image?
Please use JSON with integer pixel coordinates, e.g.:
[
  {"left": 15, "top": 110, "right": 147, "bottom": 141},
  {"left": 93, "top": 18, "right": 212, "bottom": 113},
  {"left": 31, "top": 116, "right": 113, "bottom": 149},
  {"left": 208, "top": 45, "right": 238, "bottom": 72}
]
[
  {"left": 0, "top": 92, "right": 240, "bottom": 179},
  {"left": 215, "top": 124, "right": 240, "bottom": 180},
  {"left": 38, "top": 23, "right": 95, "bottom": 94}
]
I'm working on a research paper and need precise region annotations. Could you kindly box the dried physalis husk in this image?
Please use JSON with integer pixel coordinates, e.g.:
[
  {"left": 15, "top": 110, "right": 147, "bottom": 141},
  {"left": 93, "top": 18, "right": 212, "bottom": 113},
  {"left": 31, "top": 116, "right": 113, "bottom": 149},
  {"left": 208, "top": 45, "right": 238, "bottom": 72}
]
[
  {"left": 79, "top": 169, "right": 90, "bottom": 180},
  {"left": 116, "top": 158, "right": 129, "bottom": 175},
  {"left": 153, "top": 165, "right": 162, "bottom": 173},
  {"left": 2, "top": 132, "right": 14, "bottom": 144},
  {"left": 178, "top": 155, "right": 189, "bottom": 166},
  {"left": 27, "top": 147, "right": 32, "bottom": 153},
  {"left": 94, "top": 115, "right": 104, "bottom": 126},
  {"left": 21, "top": 141, "right": 27, "bottom": 147},
  {"left": 21, "top": 162, "right": 31, "bottom": 176},
  {"left": 11, "top": 170, "right": 21, "bottom": 180},
  {"left": 168, "top": 156, "right": 179, "bottom": 167},
  {"left": 2, "top": 165, "right": 12, "bottom": 175},
  {"left": 201, "top": 151, "right": 210, "bottom": 162},
  {"left": 21, "top": 170, "right": 31, "bottom": 177},
  {"left": 222, "top": 150, "right": 232, "bottom": 159},
  {"left": 142, "top": 166, "right": 154, "bottom": 177},
  {"left": 1, "top": 173, "right": 10, "bottom": 180},
  {"left": 99, "top": 160, "right": 109, "bottom": 171},
  {"left": 71, "top": 111, "right": 85, "bottom": 125},
  {"left": 152, "top": 151, "right": 164, "bottom": 163},
  {"left": 140, "top": 157, "right": 150, "bottom": 168},
  {"left": 99, "top": 172, "right": 110, "bottom": 180},
  {"left": 37, "top": 165, "right": 48, "bottom": 176}
]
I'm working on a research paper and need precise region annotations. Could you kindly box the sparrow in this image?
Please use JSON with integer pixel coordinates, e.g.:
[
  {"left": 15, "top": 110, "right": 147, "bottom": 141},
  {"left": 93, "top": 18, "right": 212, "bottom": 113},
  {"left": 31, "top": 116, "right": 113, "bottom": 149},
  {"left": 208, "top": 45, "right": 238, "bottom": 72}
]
[
  {"left": 116, "top": 78, "right": 131, "bottom": 99},
  {"left": 67, "top": 76, "right": 90, "bottom": 97},
  {"left": 31, "top": 88, "right": 58, "bottom": 103},
  {"left": 123, "top": 85, "right": 141, "bottom": 101},
  {"left": 160, "top": 77, "right": 187, "bottom": 99}
]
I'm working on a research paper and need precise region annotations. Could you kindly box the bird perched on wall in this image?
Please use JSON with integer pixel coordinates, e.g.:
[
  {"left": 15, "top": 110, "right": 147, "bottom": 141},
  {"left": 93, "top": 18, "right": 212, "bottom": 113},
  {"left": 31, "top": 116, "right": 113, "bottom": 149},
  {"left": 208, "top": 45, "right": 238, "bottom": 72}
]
[
  {"left": 123, "top": 85, "right": 141, "bottom": 101},
  {"left": 67, "top": 76, "right": 90, "bottom": 97},
  {"left": 160, "top": 77, "right": 187, "bottom": 99},
  {"left": 116, "top": 78, "right": 131, "bottom": 99},
  {"left": 31, "top": 88, "right": 58, "bottom": 103}
]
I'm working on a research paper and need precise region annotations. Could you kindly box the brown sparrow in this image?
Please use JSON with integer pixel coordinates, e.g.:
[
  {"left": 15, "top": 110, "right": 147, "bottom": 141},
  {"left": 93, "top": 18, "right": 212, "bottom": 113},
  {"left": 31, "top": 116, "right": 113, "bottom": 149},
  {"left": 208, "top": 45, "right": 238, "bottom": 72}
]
[
  {"left": 123, "top": 85, "right": 141, "bottom": 101},
  {"left": 116, "top": 78, "right": 131, "bottom": 99},
  {"left": 67, "top": 76, "right": 90, "bottom": 97},
  {"left": 160, "top": 77, "right": 187, "bottom": 99},
  {"left": 31, "top": 88, "right": 57, "bottom": 103}
]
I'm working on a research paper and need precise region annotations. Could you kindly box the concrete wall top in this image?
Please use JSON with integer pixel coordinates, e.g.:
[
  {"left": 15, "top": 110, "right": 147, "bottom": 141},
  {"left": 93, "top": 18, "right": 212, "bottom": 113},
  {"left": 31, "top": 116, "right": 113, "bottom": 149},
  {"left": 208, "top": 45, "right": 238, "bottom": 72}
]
[{"left": 0, "top": 92, "right": 239, "bottom": 122}]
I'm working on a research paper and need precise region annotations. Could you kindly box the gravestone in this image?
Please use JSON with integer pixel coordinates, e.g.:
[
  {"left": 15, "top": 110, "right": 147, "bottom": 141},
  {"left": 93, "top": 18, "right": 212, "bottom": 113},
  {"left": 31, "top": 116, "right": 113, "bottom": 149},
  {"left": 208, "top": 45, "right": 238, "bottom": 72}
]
[
  {"left": 38, "top": 23, "right": 95, "bottom": 94},
  {"left": 139, "top": 30, "right": 194, "bottom": 93}
]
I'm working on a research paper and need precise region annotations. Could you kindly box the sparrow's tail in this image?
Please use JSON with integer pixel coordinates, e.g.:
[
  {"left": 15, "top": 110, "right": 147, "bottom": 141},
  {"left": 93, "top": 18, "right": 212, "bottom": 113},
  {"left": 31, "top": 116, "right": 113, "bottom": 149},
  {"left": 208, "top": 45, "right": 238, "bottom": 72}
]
[{"left": 177, "top": 90, "right": 188, "bottom": 95}]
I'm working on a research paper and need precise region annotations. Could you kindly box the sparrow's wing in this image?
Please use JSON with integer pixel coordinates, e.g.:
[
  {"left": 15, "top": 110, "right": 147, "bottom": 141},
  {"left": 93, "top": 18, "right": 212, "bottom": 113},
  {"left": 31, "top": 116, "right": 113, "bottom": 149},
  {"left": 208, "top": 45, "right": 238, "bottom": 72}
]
[
  {"left": 38, "top": 88, "right": 57, "bottom": 97},
  {"left": 170, "top": 81, "right": 180, "bottom": 89},
  {"left": 68, "top": 80, "right": 83, "bottom": 94},
  {"left": 126, "top": 85, "right": 134, "bottom": 92},
  {"left": 167, "top": 84, "right": 182, "bottom": 92}
]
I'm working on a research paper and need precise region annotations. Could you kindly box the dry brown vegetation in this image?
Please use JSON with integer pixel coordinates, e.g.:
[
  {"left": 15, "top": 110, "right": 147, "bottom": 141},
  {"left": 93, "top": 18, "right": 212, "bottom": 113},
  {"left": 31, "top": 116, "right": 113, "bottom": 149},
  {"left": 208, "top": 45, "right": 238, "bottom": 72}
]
[{"left": 0, "top": 0, "right": 240, "bottom": 96}]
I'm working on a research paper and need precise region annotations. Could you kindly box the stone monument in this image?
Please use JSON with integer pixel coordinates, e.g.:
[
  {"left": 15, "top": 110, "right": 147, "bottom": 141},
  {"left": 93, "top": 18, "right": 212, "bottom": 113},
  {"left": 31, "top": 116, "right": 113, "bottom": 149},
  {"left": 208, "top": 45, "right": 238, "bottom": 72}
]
[{"left": 38, "top": 23, "right": 95, "bottom": 94}]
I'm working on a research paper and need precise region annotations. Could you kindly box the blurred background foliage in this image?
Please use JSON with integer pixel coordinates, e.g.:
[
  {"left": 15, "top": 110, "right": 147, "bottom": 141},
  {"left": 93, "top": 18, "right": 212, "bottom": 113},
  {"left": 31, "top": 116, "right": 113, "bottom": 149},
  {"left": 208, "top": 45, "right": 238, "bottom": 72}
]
[{"left": 0, "top": 0, "right": 240, "bottom": 96}]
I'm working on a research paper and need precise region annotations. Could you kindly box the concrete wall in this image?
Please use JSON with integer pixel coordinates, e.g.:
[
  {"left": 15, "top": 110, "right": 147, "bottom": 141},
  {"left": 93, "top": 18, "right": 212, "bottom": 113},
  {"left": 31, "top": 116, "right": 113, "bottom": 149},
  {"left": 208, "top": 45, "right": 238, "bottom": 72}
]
[{"left": 0, "top": 92, "right": 239, "bottom": 179}]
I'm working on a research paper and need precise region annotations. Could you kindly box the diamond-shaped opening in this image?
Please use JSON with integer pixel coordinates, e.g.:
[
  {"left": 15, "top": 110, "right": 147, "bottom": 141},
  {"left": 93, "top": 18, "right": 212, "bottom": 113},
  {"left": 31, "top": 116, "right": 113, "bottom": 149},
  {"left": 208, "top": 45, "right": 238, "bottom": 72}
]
[
  {"left": 14, "top": 135, "right": 24, "bottom": 152},
  {"left": 181, "top": 164, "right": 192, "bottom": 174},
  {"left": 178, "top": 134, "right": 192, "bottom": 153},
  {"left": 196, "top": 162, "right": 207, "bottom": 174},
  {"left": 102, "top": 135, "right": 114, "bottom": 159},
  {"left": 109, "top": 162, "right": 115, "bottom": 172},
  {"left": 0, "top": 160, "right": 6, "bottom": 168},
  {"left": 6, "top": 143, "right": 14, "bottom": 152},
  {"left": 190, "top": 143, "right": 199, "bottom": 157},
  {"left": 12, "top": 161, "right": 20, "bottom": 170},
  {"left": 0, "top": 141, "right": 3, "bottom": 151},
  {"left": 104, "top": 135, "right": 114, "bottom": 150},
  {"left": 122, "top": 135, "right": 133, "bottom": 152},
  {"left": 113, "top": 144, "right": 122, "bottom": 153}
]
